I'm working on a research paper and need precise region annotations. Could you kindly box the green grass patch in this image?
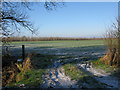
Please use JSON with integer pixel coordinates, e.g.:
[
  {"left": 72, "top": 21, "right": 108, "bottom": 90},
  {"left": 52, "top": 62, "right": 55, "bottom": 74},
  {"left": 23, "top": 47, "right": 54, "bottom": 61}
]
[
  {"left": 7, "top": 69, "right": 45, "bottom": 87},
  {"left": 62, "top": 64, "right": 106, "bottom": 88},
  {"left": 11, "top": 40, "right": 104, "bottom": 48},
  {"left": 63, "top": 64, "right": 110, "bottom": 88},
  {"left": 91, "top": 59, "right": 115, "bottom": 73},
  {"left": 6, "top": 54, "right": 56, "bottom": 87},
  {"left": 92, "top": 59, "right": 120, "bottom": 79},
  {"left": 63, "top": 64, "right": 88, "bottom": 80}
]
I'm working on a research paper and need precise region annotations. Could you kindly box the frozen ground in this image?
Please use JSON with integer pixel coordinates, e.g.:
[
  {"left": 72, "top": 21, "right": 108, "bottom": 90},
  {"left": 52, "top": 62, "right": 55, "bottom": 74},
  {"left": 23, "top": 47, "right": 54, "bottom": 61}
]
[
  {"left": 40, "top": 58, "right": 119, "bottom": 88},
  {"left": 8, "top": 45, "right": 106, "bottom": 60},
  {"left": 3, "top": 44, "right": 119, "bottom": 88},
  {"left": 77, "top": 62, "right": 119, "bottom": 88},
  {"left": 41, "top": 60, "right": 78, "bottom": 88}
]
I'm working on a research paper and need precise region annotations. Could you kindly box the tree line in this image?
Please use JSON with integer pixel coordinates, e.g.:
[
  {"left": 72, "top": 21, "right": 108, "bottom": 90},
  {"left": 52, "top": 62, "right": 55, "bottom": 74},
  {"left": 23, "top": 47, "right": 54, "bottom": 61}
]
[{"left": 2, "top": 37, "right": 104, "bottom": 42}]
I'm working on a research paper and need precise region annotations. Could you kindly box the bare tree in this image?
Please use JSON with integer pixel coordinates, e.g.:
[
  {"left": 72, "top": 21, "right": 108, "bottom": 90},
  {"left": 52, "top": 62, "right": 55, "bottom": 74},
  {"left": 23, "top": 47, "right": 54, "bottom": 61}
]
[
  {"left": 1, "top": 1, "right": 64, "bottom": 86},
  {"left": 1, "top": 1, "right": 64, "bottom": 39},
  {"left": 1, "top": 1, "right": 64, "bottom": 54},
  {"left": 2, "top": 2, "right": 34, "bottom": 37}
]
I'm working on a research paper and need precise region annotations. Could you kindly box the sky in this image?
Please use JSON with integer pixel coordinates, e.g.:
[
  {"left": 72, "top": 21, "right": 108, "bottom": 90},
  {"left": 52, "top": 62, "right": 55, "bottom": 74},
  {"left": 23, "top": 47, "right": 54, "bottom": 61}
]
[{"left": 19, "top": 2, "right": 118, "bottom": 38}]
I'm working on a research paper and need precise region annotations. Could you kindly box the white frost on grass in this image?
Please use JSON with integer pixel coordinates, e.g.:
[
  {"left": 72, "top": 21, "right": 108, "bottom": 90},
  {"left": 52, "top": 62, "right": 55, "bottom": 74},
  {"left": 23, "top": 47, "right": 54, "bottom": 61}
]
[{"left": 77, "top": 62, "right": 119, "bottom": 88}]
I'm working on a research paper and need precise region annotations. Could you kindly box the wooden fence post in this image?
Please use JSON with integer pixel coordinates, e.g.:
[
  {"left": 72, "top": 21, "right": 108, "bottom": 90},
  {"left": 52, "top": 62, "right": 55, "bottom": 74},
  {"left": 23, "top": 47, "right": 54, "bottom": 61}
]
[{"left": 22, "top": 45, "right": 25, "bottom": 60}]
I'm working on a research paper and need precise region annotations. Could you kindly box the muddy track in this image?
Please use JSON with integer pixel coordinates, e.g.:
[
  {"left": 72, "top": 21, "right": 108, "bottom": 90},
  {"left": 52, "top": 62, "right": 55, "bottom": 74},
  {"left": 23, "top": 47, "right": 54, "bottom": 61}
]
[
  {"left": 41, "top": 59, "right": 119, "bottom": 88},
  {"left": 41, "top": 60, "right": 78, "bottom": 88},
  {"left": 77, "top": 62, "right": 119, "bottom": 88}
]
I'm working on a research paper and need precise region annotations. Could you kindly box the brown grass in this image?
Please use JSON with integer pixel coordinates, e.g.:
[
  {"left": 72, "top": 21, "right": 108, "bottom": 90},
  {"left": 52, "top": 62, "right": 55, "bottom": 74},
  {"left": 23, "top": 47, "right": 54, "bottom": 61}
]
[
  {"left": 2, "top": 62, "right": 19, "bottom": 86},
  {"left": 2, "top": 54, "right": 33, "bottom": 86},
  {"left": 101, "top": 20, "right": 120, "bottom": 67}
]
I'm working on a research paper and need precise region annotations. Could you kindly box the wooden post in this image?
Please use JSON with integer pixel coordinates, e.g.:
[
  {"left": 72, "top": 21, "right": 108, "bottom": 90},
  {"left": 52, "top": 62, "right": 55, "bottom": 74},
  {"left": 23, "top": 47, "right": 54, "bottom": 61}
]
[{"left": 22, "top": 45, "right": 25, "bottom": 60}]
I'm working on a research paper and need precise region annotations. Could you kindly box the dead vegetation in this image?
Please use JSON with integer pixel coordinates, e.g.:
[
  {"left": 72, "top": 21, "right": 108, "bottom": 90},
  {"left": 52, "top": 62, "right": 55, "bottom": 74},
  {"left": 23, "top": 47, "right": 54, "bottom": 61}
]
[
  {"left": 2, "top": 55, "right": 19, "bottom": 86},
  {"left": 15, "top": 56, "right": 33, "bottom": 82},
  {"left": 2, "top": 54, "right": 33, "bottom": 86},
  {"left": 101, "top": 19, "right": 120, "bottom": 67}
]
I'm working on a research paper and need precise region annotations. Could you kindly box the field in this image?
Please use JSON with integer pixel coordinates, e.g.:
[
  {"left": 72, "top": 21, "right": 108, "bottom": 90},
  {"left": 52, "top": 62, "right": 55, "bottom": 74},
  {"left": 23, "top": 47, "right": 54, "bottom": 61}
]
[
  {"left": 11, "top": 40, "right": 104, "bottom": 48},
  {"left": 8, "top": 40, "right": 106, "bottom": 57},
  {"left": 2, "top": 2, "right": 119, "bottom": 89},
  {"left": 4, "top": 40, "right": 119, "bottom": 88}
]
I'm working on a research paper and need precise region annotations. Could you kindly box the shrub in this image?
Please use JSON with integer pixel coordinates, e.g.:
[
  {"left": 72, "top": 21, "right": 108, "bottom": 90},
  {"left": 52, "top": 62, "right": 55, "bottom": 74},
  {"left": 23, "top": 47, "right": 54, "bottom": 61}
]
[{"left": 101, "top": 19, "right": 120, "bottom": 67}]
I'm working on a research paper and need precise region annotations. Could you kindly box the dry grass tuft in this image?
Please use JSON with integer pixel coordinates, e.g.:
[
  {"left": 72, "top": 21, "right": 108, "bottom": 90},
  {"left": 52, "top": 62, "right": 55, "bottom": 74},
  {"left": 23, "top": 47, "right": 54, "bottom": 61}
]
[
  {"left": 2, "top": 54, "right": 33, "bottom": 86},
  {"left": 100, "top": 52, "right": 113, "bottom": 65},
  {"left": 2, "top": 63, "right": 19, "bottom": 86},
  {"left": 22, "top": 57, "right": 32, "bottom": 72},
  {"left": 15, "top": 56, "right": 33, "bottom": 82}
]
